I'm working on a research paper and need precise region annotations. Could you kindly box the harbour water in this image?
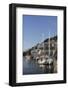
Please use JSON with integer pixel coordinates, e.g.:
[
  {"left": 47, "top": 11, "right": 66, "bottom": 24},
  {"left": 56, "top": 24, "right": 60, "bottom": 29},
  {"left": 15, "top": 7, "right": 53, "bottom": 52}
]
[{"left": 23, "top": 57, "right": 56, "bottom": 75}]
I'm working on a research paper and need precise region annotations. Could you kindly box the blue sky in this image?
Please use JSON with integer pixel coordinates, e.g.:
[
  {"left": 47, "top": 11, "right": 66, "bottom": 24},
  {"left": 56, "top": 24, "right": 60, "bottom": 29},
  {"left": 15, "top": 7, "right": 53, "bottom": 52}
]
[{"left": 23, "top": 15, "right": 57, "bottom": 51}]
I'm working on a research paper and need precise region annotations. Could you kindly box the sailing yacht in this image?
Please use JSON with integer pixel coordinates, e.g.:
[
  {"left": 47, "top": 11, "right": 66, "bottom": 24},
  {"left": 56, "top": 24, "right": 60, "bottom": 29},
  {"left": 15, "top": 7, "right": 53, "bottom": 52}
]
[
  {"left": 37, "top": 32, "right": 53, "bottom": 65},
  {"left": 37, "top": 34, "right": 46, "bottom": 64},
  {"left": 46, "top": 32, "right": 53, "bottom": 65}
]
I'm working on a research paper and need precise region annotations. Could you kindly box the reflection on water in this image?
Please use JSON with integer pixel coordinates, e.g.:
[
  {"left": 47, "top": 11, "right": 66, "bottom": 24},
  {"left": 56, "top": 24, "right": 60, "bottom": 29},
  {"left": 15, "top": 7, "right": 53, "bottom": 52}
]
[{"left": 23, "top": 57, "right": 56, "bottom": 75}]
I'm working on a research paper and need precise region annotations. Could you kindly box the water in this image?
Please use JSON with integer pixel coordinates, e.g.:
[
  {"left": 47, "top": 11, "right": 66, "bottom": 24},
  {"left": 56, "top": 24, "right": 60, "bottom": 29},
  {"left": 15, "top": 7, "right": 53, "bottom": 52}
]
[{"left": 23, "top": 57, "right": 55, "bottom": 75}]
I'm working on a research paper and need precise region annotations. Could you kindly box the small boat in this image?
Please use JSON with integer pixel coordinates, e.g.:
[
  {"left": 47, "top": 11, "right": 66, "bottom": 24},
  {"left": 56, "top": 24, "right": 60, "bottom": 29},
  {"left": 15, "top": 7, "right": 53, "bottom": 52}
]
[
  {"left": 36, "top": 34, "right": 47, "bottom": 64},
  {"left": 45, "top": 32, "right": 54, "bottom": 65},
  {"left": 37, "top": 32, "right": 54, "bottom": 65},
  {"left": 37, "top": 56, "right": 53, "bottom": 65},
  {"left": 46, "top": 58, "right": 53, "bottom": 65},
  {"left": 25, "top": 55, "right": 31, "bottom": 60},
  {"left": 36, "top": 56, "right": 39, "bottom": 60},
  {"left": 37, "top": 58, "right": 46, "bottom": 64}
]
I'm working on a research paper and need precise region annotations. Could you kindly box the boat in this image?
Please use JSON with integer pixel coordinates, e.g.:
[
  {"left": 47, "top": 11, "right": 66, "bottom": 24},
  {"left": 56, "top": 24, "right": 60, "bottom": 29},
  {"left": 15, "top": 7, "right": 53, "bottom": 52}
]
[
  {"left": 37, "top": 32, "right": 53, "bottom": 65},
  {"left": 46, "top": 32, "right": 53, "bottom": 65},
  {"left": 37, "top": 58, "right": 46, "bottom": 64},
  {"left": 25, "top": 55, "right": 31, "bottom": 60},
  {"left": 37, "top": 34, "right": 46, "bottom": 64},
  {"left": 46, "top": 58, "right": 53, "bottom": 65}
]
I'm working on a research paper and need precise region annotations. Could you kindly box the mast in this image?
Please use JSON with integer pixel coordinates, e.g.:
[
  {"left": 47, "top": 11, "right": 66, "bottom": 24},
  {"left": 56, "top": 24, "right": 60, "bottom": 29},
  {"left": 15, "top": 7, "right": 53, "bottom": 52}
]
[
  {"left": 49, "top": 31, "right": 50, "bottom": 57},
  {"left": 42, "top": 33, "right": 45, "bottom": 52}
]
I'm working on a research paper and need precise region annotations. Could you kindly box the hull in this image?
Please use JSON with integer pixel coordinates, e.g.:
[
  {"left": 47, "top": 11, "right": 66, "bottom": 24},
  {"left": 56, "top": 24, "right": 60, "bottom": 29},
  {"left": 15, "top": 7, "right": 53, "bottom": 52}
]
[
  {"left": 46, "top": 58, "right": 53, "bottom": 65},
  {"left": 37, "top": 58, "right": 46, "bottom": 64},
  {"left": 25, "top": 55, "right": 31, "bottom": 60},
  {"left": 37, "top": 57, "right": 53, "bottom": 65}
]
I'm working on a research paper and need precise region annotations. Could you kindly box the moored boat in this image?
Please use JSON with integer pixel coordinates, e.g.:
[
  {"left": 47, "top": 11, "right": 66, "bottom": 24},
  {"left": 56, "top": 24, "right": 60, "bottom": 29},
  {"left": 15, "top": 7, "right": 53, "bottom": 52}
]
[
  {"left": 46, "top": 58, "right": 53, "bottom": 65},
  {"left": 36, "top": 32, "right": 54, "bottom": 65},
  {"left": 37, "top": 58, "right": 46, "bottom": 64},
  {"left": 25, "top": 55, "right": 31, "bottom": 60}
]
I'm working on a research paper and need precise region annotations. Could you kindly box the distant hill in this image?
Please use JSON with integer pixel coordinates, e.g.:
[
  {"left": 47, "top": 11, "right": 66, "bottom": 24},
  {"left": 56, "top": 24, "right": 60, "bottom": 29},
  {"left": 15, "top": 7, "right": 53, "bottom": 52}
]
[
  {"left": 23, "top": 35, "right": 57, "bottom": 58},
  {"left": 44, "top": 36, "right": 57, "bottom": 42}
]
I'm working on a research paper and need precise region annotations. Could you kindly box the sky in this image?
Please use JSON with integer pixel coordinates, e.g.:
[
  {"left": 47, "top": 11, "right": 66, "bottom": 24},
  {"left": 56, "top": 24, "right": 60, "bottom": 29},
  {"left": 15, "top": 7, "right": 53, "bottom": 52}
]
[{"left": 23, "top": 15, "right": 57, "bottom": 51}]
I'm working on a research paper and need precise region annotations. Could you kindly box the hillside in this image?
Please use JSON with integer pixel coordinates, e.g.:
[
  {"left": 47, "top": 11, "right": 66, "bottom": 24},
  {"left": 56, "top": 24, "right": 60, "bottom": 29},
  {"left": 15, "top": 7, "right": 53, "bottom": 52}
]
[{"left": 23, "top": 35, "right": 57, "bottom": 60}]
